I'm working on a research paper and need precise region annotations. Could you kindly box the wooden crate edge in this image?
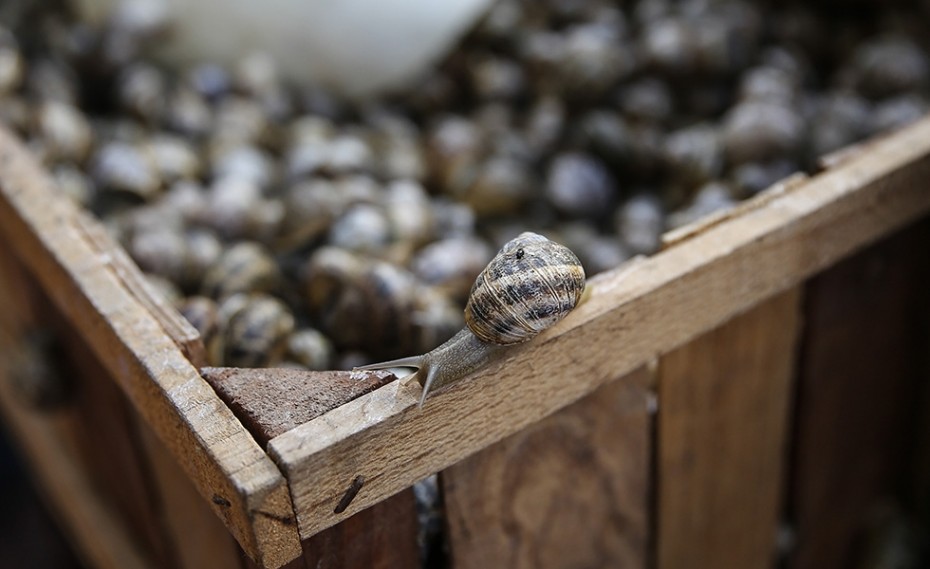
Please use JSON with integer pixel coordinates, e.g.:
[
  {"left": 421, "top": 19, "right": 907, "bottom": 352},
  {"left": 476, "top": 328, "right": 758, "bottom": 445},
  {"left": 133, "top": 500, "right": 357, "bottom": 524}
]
[{"left": 0, "top": 127, "right": 302, "bottom": 568}]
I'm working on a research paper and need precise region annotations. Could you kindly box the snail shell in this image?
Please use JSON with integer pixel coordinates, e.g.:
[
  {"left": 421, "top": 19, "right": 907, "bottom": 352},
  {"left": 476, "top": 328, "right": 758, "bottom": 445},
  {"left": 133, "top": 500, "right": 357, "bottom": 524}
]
[
  {"left": 465, "top": 232, "right": 585, "bottom": 344},
  {"left": 356, "top": 231, "right": 585, "bottom": 406}
]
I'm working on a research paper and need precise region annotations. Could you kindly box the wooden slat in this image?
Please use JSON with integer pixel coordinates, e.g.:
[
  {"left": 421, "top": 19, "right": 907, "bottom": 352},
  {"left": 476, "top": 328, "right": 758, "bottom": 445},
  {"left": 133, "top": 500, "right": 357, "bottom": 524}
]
[
  {"left": 443, "top": 366, "right": 653, "bottom": 569},
  {"left": 787, "top": 220, "right": 930, "bottom": 569},
  {"left": 0, "top": 127, "right": 302, "bottom": 567},
  {"left": 0, "top": 375, "right": 154, "bottom": 569},
  {"left": 661, "top": 172, "right": 809, "bottom": 249},
  {"left": 0, "top": 249, "right": 152, "bottom": 569},
  {"left": 301, "top": 490, "right": 419, "bottom": 569},
  {"left": 657, "top": 288, "right": 802, "bottom": 569},
  {"left": 135, "top": 417, "right": 245, "bottom": 569},
  {"left": 63, "top": 320, "right": 181, "bottom": 568},
  {"left": 2, "top": 226, "right": 244, "bottom": 568},
  {"left": 205, "top": 366, "right": 422, "bottom": 569},
  {"left": 267, "top": 116, "right": 930, "bottom": 539},
  {"left": 73, "top": 211, "right": 207, "bottom": 368}
]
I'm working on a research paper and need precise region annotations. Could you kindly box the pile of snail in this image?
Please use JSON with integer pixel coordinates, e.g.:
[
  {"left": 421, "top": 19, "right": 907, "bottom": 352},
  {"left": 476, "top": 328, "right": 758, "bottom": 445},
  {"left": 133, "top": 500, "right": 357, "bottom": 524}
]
[{"left": 0, "top": 0, "right": 927, "bottom": 380}]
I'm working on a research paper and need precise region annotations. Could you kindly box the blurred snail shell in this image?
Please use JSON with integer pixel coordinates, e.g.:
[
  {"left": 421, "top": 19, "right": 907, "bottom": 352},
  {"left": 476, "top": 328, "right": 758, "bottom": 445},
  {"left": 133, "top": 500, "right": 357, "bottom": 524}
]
[{"left": 356, "top": 232, "right": 585, "bottom": 407}]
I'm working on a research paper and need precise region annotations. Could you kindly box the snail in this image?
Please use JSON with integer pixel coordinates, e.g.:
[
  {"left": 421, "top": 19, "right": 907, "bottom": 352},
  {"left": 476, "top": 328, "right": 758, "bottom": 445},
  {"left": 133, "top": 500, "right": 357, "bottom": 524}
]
[{"left": 356, "top": 232, "right": 585, "bottom": 407}]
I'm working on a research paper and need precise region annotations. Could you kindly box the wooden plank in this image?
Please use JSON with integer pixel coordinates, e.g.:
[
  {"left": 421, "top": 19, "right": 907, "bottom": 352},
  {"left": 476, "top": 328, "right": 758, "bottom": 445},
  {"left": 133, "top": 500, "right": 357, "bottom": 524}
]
[
  {"left": 0, "top": 254, "right": 152, "bottom": 569},
  {"left": 0, "top": 378, "right": 155, "bottom": 569},
  {"left": 443, "top": 366, "right": 653, "bottom": 569},
  {"left": 240, "top": 551, "right": 307, "bottom": 569},
  {"left": 657, "top": 288, "right": 802, "bottom": 569},
  {"left": 787, "top": 220, "right": 930, "bottom": 569},
  {"left": 73, "top": 211, "right": 207, "bottom": 368},
  {"left": 196, "top": 363, "right": 423, "bottom": 569},
  {"left": 135, "top": 417, "right": 245, "bottom": 569},
  {"left": 267, "top": 116, "right": 930, "bottom": 539},
  {"left": 661, "top": 172, "right": 809, "bottom": 249},
  {"left": 202, "top": 368, "right": 397, "bottom": 447},
  {"left": 0, "top": 127, "right": 302, "bottom": 566},
  {"left": 62, "top": 316, "right": 182, "bottom": 568},
  {"left": 301, "top": 490, "right": 419, "bottom": 569},
  {"left": 239, "top": 498, "right": 424, "bottom": 569}
]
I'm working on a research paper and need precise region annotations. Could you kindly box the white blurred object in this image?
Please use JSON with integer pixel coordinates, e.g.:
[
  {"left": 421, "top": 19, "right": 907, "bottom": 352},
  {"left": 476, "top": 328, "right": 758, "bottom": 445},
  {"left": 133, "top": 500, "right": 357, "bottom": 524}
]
[{"left": 73, "top": 0, "right": 493, "bottom": 98}]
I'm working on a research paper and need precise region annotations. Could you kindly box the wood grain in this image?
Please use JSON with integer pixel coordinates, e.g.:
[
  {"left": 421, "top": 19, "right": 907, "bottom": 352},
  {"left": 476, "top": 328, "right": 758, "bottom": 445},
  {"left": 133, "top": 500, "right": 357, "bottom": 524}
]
[
  {"left": 0, "top": 127, "right": 301, "bottom": 567},
  {"left": 135, "top": 417, "right": 245, "bottom": 569},
  {"left": 1, "top": 229, "right": 247, "bottom": 569},
  {"left": 203, "top": 368, "right": 396, "bottom": 447},
  {"left": 787, "top": 220, "right": 930, "bottom": 569},
  {"left": 73, "top": 210, "right": 207, "bottom": 368},
  {"left": 443, "top": 366, "right": 654, "bottom": 569},
  {"left": 657, "top": 288, "right": 802, "bottom": 569},
  {"left": 661, "top": 172, "right": 809, "bottom": 249},
  {"left": 268, "top": 116, "right": 930, "bottom": 539},
  {"left": 302, "top": 489, "right": 419, "bottom": 569}
]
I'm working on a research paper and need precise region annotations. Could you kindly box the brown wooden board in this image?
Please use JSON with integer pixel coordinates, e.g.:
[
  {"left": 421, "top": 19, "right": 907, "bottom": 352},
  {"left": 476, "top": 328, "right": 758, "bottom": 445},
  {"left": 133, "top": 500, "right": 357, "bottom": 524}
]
[
  {"left": 135, "top": 417, "right": 245, "bottom": 569},
  {"left": 787, "top": 219, "right": 930, "bottom": 569},
  {"left": 0, "top": 126, "right": 301, "bottom": 567},
  {"left": 203, "top": 366, "right": 421, "bottom": 569},
  {"left": 73, "top": 210, "right": 207, "bottom": 367},
  {"left": 238, "top": 488, "right": 420, "bottom": 569},
  {"left": 0, "top": 247, "right": 153, "bottom": 569},
  {"left": 657, "top": 288, "right": 802, "bottom": 569},
  {"left": 443, "top": 366, "right": 654, "bottom": 569},
  {"left": 301, "top": 489, "right": 419, "bottom": 569},
  {"left": 62, "top": 317, "right": 182, "bottom": 568},
  {"left": 0, "top": 242, "right": 174, "bottom": 564}
]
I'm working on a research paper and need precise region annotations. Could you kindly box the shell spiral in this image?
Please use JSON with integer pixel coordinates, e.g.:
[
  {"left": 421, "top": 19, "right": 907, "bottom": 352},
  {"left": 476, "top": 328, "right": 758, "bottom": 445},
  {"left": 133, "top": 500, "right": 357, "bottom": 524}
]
[{"left": 465, "top": 232, "right": 585, "bottom": 345}]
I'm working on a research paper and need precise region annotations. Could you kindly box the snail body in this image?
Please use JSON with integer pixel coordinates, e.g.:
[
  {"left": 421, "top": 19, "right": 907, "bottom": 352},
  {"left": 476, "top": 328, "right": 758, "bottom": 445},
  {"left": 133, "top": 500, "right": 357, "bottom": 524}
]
[{"left": 356, "top": 232, "right": 585, "bottom": 406}]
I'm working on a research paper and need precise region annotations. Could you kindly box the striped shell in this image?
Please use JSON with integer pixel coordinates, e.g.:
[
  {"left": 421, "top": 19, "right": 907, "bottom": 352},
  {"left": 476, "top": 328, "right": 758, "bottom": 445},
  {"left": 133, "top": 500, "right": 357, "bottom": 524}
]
[{"left": 465, "top": 232, "right": 585, "bottom": 345}]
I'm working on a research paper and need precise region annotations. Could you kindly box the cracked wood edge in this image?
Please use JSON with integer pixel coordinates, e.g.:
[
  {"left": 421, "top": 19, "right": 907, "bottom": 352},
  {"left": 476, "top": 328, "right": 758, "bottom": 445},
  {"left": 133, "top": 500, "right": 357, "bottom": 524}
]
[
  {"left": 0, "top": 127, "right": 301, "bottom": 568},
  {"left": 267, "top": 115, "right": 930, "bottom": 540}
]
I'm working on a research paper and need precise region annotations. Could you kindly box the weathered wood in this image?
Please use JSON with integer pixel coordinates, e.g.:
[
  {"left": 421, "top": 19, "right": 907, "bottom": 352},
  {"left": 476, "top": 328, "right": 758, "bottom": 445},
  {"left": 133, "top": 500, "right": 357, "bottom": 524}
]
[
  {"left": 63, "top": 319, "right": 181, "bottom": 568},
  {"left": 661, "top": 172, "right": 809, "bottom": 249},
  {"left": 302, "top": 490, "right": 419, "bottom": 569},
  {"left": 787, "top": 220, "right": 930, "bottom": 569},
  {"left": 1, "top": 233, "right": 246, "bottom": 569},
  {"left": 203, "top": 368, "right": 396, "bottom": 447},
  {"left": 239, "top": 489, "right": 420, "bottom": 569},
  {"left": 657, "top": 288, "right": 802, "bottom": 569},
  {"left": 197, "top": 362, "right": 424, "bottom": 569},
  {"left": 73, "top": 210, "right": 207, "bottom": 368},
  {"left": 0, "top": 127, "right": 302, "bottom": 567},
  {"left": 443, "top": 366, "right": 653, "bottom": 569},
  {"left": 0, "top": 383, "right": 154, "bottom": 569},
  {"left": 0, "top": 251, "right": 152, "bottom": 569},
  {"left": 267, "top": 116, "right": 930, "bottom": 539},
  {"left": 135, "top": 417, "right": 245, "bottom": 569}
]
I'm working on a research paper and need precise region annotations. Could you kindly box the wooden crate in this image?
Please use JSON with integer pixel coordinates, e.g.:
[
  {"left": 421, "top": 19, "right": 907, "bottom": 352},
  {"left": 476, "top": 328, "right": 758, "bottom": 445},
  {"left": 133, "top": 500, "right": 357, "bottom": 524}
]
[{"left": 0, "top": 113, "right": 928, "bottom": 569}]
